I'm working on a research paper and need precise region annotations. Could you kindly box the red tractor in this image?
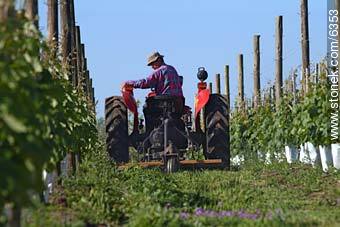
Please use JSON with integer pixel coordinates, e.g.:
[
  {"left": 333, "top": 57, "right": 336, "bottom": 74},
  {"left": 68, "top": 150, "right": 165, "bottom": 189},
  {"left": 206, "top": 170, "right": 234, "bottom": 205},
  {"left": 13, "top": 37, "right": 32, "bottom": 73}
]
[{"left": 105, "top": 67, "right": 229, "bottom": 172}]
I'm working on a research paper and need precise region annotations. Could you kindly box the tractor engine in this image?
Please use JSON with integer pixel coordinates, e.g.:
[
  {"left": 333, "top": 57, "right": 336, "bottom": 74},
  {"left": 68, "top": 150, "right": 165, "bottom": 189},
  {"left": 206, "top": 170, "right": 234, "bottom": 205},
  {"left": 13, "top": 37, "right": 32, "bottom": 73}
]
[
  {"left": 143, "top": 96, "right": 188, "bottom": 155},
  {"left": 148, "top": 118, "right": 187, "bottom": 150}
]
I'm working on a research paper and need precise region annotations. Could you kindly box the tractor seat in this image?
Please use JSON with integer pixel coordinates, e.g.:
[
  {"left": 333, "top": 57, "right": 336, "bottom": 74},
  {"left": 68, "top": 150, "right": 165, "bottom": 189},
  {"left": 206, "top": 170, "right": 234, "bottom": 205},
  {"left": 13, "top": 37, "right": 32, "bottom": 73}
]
[
  {"left": 145, "top": 95, "right": 184, "bottom": 115},
  {"left": 152, "top": 95, "right": 178, "bottom": 101}
]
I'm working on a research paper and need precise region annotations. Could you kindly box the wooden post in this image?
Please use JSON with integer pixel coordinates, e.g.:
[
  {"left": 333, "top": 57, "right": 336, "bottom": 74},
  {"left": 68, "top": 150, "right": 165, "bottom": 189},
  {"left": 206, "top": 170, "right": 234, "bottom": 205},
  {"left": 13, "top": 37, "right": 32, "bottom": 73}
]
[
  {"left": 292, "top": 71, "right": 297, "bottom": 104},
  {"left": 287, "top": 79, "right": 293, "bottom": 94},
  {"left": 264, "top": 89, "right": 270, "bottom": 106},
  {"left": 275, "top": 16, "right": 283, "bottom": 107},
  {"left": 25, "top": 0, "right": 38, "bottom": 28},
  {"left": 69, "top": 0, "right": 79, "bottom": 167},
  {"left": 8, "top": 204, "right": 21, "bottom": 227},
  {"left": 238, "top": 54, "right": 244, "bottom": 111},
  {"left": 223, "top": 66, "right": 230, "bottom": 166},
  {"left": 82, "top": 57, "right": 88, "bottom": 93},
  {"left": 47, "top": 0, "right": 62, "bottom": 182},
  {"left": 69, "top": 0, "right": 76, "bottom": 40},
  {"left": 0, "top": 0, "right": 13, "bottom": 23},
  {"left": 209, "top": 82, "right": 213, "bottom": 93},
  {"left": 69, "top": 0, "right": 77, "bottom": 87},
  {"left": 83, "top": 58, "right": 88, "bottom": 90},
  {"left": 47, "top": 0, "right": 58, "bottom": 54},
  {"left": 248, "top": 98, "right": 253, "bottom": 110},
  {"left": 301, "top": 0, "right": 310, "bottom": 93},
  {"left": 92, "top": 87, "right": 96, "bottom": 110},
  {"left": 81, "top": 44, "right": 87, "bottom": 91},
  {"left": 75, "top": 26, "right": 83, "bottom": 89},
  {"left": 215, "top": 73, "right": 221, "bottom": 94},
  {"left": 224, "top": 65, "right": 230, "bottom": 109},
  {"left": 85, "top": 70, "right": 90, "bottom": 97},
  {"left": 282, "top": 80, "right": 286, "bottom": 94},
  {"left": 315, "top": 63, "right": 319, "bottom": 84},
  {"left": 90, "top": 78, "right": 94, "bottom": 103},
  {"left": 60, "top": 0, "right": 72, "bottom": 71},
  {"left": 81, "top": 43, "right": 86, "bottom": 68},
  {"left": 253, "top": 35, "right": 261, "bottom": 109},
  {"left": 272, "top": 85, "right": 276, "bottom": 105},
  {"left": 87, "top": 73, "right": 91, "bottom": 98},
  {"left": 320, "top": 62, "right": 328, "bottom": 82},
  {"left": 60, "top": 0, "right": 75, "bottom": 175},
  {"left": 0, "top": 1, "right": 8, "bottom": 23}
]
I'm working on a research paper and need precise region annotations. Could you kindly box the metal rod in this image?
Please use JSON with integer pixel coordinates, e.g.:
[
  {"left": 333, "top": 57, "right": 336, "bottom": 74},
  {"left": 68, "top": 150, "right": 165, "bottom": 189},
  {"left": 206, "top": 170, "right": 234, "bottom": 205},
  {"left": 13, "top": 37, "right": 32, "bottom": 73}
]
[{"left": 164, "top": 119, "right": 169, "bottom": 155}]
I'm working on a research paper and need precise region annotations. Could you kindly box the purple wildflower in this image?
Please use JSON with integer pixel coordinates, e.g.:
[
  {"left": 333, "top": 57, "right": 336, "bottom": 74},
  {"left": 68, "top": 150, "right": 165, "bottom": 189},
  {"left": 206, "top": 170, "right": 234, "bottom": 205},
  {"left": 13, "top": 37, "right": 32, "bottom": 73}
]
[
  {"left": 180, "top": 208, "right": 262, "bottom": 220},
  {"left": 206, "top": 210, "right": 217, "bottom": 217},
  {"left": 180, "top": 212, "right": 190, "bottom": 219},
  {"left": 220, "top": 211, "right": 234, "bottom": 217},
  {"left": 194, "top": 208, "right": 205, "bottom": 216}
]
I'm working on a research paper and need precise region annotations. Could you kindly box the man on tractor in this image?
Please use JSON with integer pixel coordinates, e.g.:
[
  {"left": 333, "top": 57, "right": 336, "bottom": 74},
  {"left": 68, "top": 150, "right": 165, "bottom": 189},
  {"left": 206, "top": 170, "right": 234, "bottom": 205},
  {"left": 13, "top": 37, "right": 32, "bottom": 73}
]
[
  {"left": 122, "top": 52, "right": 185, "bottom": 132},
  {"left": 122, "top": 51, "right": 183, "bottom": 97},
  {"left": 106, "top": 53, "right": 230, "bottom": 170}
]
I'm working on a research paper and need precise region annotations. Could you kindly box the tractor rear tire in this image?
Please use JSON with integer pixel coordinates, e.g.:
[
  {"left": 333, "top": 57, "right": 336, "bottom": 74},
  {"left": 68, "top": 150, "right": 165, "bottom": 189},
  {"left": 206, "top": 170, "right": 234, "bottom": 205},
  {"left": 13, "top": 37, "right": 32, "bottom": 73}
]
[
  {"left": 105, "top": 96, "right": 129, "bottom": 163},
  {"left": 204, "top": 94, "right": 230, "bottom": 169}
]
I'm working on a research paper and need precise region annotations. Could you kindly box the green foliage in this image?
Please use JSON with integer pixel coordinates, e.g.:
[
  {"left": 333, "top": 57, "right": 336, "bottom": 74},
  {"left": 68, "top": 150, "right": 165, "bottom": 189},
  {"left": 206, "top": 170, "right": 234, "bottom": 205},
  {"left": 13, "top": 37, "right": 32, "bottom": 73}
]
[
  {"left": 274, "top": 93, "right": 298, "bottom": 147},
  {"left": 231, "top": 103, "right": 280, "bottom": 162},
  {"left": 96, "top": 117, "right": 106, "bottom": 144},
  {"left": 2, "top": 10, "right": 336, "bottom": 227},
  {"left": 24, "top": 147, "right": 340, "bottom": 226},
  {"left": 292, "top": 80, "right": 333, "bottom": 146},
  {"left": 230, "top": 78, "right": 334, "bottom": 161},
  {"left": 0, "top": 15, "right": 97, "bottom": 212},
  {"left": 230, "top": 111, "right": 249, "bottom": 158}
]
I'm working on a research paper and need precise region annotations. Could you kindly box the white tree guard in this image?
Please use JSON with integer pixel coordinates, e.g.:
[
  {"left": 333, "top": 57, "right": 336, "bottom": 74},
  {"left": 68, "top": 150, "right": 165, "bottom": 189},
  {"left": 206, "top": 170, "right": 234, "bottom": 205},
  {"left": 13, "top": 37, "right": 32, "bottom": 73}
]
[
  {"left": 285, "top": 145, "right": 299, "bottom": 163},
  {"left": 231, "top": 155, "right": 244, "bottom": 166},
  {"left": 331, "top": 144, "right": 340, "bottom": 169},
  {"left": 306, "top": 142, "right": 321, "bottom": 167},
  {"left": 319, "top": 145, "right": 333, "bottom": 172},
  {"left": 299, "top": 144, "right": 310, "bottom": 164}
]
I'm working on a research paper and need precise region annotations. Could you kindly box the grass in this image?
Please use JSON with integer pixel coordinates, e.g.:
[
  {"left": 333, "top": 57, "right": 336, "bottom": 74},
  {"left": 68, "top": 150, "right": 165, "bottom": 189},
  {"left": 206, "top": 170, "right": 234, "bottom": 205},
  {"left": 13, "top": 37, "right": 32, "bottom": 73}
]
[{"left": 23, "top": 147, "right": 340, "bottom": 226}]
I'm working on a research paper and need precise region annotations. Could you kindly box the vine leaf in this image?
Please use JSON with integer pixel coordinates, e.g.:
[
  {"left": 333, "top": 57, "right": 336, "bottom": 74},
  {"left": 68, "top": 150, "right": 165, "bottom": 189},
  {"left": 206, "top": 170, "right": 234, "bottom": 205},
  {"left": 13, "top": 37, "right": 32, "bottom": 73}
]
[{"left": 2, "top": 113, "right": 27, "bottom": 133}]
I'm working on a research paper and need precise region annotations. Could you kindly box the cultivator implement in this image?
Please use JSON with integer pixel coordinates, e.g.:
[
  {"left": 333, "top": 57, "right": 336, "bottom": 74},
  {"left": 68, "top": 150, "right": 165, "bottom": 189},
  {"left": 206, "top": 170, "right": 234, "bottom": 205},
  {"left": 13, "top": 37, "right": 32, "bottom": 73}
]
[{"left": 117, "top": 159, "right": 225, "bottom": 171}]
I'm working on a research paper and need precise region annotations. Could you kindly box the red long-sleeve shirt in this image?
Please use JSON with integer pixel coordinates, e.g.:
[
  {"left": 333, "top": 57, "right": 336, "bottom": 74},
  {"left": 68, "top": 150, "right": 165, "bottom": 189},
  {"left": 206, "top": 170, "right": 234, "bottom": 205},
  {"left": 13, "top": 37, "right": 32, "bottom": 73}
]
[{"left": 126, "top": 64, "right": 183, "bottom": 97}]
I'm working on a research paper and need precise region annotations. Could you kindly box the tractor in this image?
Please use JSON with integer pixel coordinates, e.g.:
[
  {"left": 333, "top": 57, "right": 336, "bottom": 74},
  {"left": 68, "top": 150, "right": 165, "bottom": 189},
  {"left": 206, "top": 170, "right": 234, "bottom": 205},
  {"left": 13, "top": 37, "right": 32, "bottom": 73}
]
[{"left": 105, "top": 67, "right": 230, "bottom": 172}]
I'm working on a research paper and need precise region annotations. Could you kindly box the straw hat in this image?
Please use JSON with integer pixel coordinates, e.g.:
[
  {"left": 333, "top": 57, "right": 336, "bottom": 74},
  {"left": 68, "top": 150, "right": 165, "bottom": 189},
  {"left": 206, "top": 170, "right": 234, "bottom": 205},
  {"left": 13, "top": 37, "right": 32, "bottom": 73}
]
[{"left": 147, "top": 52, "right": 164, "bottom": 66}]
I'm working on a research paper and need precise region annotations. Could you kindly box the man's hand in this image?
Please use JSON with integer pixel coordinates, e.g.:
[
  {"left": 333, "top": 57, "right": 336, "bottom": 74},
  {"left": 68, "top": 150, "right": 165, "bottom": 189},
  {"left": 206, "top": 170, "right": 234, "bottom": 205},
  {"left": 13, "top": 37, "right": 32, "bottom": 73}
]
[
  {"left": 120, "top": 82, "right": 127, "bottom": 91},
  {"left": 121, "top": 82, "right": 134, "bottom": 92}
]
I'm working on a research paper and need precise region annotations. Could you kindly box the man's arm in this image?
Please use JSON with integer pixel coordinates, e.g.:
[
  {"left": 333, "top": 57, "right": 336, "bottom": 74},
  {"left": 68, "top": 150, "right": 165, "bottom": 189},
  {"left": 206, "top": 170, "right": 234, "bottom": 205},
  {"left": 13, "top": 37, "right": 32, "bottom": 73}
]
[{"left": 126, "top": 70, "right": 159, "bottom": 89}]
